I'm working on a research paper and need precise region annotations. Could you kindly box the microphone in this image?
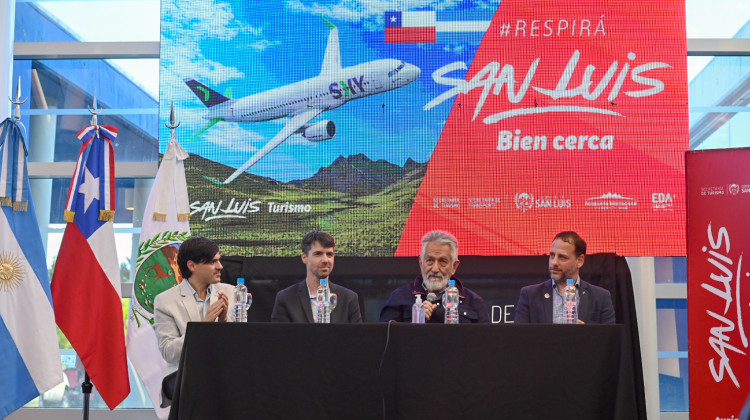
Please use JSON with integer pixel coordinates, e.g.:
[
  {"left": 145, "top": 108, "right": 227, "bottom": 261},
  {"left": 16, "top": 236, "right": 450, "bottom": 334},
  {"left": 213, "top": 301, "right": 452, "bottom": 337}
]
[{"left": 426, "top": 292, "right": 437, "bottom": 303}]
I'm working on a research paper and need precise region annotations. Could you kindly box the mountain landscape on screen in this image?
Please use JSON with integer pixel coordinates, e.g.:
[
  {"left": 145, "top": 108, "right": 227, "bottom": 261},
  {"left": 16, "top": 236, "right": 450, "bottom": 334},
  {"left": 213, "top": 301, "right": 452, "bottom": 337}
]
[{"left": 184, "top": 153, "right": 426, "bottom": 256}]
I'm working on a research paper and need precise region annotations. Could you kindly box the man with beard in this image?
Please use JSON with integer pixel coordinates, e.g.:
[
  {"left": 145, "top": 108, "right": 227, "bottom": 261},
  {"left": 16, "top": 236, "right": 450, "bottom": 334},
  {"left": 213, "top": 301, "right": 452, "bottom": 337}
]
[
  {"left": 271, "top": 231, "right": 362, "bottom": 323},
  {"left": 514, "top": 231, "right": 615, "bottom": 324},
  {"left": 380, "top": 231, "right": 489, "bottom": 323}
]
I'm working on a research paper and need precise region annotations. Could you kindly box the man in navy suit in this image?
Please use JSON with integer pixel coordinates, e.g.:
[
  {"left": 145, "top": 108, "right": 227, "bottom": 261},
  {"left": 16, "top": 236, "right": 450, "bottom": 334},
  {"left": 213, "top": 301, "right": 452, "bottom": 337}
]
[
  {"left": 514, "top": 231, "right": 615, "bottom": 324},
  {"left": 271, "top": 231, "right": 362, "bottom": 323}
]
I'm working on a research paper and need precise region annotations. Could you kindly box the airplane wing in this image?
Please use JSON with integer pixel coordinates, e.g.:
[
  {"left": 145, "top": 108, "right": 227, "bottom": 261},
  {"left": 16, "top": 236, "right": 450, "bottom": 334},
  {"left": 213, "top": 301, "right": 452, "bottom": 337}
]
[{"left": 222, "top": 108, "right": 324, "bottom": 184}]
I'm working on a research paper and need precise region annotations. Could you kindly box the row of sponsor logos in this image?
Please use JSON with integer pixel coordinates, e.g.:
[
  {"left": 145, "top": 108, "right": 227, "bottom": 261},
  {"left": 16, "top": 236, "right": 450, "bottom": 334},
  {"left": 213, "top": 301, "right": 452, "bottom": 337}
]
[
  {"left": 192, "top": 192, "right": 683, "bottom": 222},
  {"left": 433, "top": 192, "right": 677, "bottom": 211},
  {"left": 700, "top": 183, "right": 750, "bottom": 196}
]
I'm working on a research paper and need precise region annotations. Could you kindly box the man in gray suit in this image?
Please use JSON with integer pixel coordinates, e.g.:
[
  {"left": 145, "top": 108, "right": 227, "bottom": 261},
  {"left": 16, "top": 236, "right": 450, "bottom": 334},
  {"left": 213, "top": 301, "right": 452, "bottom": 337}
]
[
  {"left": 271, "top": 231, "right": 362, "bottom": 323},
  {"left": 153, "top": 237, "right": 236, "bottom": 374},
  {"left": 514, "top": 231, "right": 615, "bottom": 324}
]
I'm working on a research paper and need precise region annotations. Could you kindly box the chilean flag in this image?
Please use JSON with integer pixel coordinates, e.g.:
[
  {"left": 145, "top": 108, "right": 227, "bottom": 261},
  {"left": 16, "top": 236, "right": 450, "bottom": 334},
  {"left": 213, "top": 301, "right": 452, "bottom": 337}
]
[
  {"left": 51, "top": 125, "right": 130, "bottom": 409},
  {"left": 385, "top": 11, "right": 436, "bottom": 43}
]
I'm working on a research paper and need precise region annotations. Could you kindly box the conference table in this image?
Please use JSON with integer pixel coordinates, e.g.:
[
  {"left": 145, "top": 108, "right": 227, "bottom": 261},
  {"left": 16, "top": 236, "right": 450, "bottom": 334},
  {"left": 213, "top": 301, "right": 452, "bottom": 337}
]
[{"left": 168, "top": 323, "right": 640, "bottom": 420}]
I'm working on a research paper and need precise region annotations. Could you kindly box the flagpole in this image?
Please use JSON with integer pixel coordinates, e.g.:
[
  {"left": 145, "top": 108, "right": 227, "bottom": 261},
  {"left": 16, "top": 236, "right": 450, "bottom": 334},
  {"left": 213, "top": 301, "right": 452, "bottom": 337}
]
[
  {"left": 0, "top": 0, "right": 14, "bottom": 121},
  {"left": 82, "top": 372, "right": 93, "bottom": 420},
  {"left": 79, "top": 91, "right": 100, "bottom": 420}
]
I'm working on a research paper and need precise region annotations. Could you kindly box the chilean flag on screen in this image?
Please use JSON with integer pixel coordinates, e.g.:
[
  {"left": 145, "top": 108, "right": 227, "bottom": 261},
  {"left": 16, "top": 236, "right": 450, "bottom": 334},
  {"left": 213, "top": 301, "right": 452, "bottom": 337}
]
[
  {"left": 51, "top": 125, "right": 130, "bottom": 410},
  {"left": 385, "top": 11, "right": 436, "bottom": 43}
]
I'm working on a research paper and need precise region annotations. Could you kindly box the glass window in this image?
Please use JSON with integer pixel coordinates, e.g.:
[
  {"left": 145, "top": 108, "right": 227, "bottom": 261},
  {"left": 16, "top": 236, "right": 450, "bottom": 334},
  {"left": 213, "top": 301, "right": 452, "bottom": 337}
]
[
  {"left": 655, "top": 257, "right": 687, "bottom": 284},
  {"left": 12, "top": 59, "right": 158, "bottom": 162},
  {"left": 657, "top": 299, "right": 689, "bottom": 411},
  {"left": 688, "top": 56, "right": 750, "bottom": 150}
]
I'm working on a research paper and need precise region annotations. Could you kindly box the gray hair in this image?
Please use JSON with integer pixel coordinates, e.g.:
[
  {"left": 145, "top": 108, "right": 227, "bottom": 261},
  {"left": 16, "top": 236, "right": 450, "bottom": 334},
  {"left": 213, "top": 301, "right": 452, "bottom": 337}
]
[{"left": 421, "top": 230, "right": 458, "bottom": 263}]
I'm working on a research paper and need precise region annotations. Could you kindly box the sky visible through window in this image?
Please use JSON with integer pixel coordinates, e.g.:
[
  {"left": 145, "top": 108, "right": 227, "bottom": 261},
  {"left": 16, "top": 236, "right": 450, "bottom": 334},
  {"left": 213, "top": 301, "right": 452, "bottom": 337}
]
[{"left": 34, "top": 0, "right": 160, "bottom": 97}]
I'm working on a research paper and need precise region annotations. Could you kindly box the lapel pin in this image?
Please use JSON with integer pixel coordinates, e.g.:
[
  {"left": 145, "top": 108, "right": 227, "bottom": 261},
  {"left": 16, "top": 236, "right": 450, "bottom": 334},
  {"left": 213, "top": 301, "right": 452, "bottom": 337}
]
[{"left": 544, "top": 293, "right": 550, "bottom": 299}]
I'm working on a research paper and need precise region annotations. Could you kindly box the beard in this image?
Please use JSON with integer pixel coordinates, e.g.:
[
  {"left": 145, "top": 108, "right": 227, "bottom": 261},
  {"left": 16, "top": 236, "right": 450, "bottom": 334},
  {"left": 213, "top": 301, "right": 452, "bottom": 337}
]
[
  {"left": 423, "top": 271, "right": 450, "bottom": 292},
  {"left": 549, "top": 267, "right": 575, "bottom": 282}
]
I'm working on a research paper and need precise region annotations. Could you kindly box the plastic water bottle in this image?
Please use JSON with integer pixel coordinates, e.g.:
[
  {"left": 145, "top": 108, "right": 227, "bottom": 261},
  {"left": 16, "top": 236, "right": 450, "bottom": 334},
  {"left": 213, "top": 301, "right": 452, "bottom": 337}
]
[
  {"left": 564, "top": 278, "right": 578, "bottom": 324},
  {"left": 315, "top": 278, "right": 334, "bottom": 323},
  {"left": 233, "top": 278, "right": 251, "bottom": 322},
  {"left": 442, "top": 279, "right": 459, "bottom": 324},
  {"left": 411, "top": 295, "right": 425, "bottom": 323}
]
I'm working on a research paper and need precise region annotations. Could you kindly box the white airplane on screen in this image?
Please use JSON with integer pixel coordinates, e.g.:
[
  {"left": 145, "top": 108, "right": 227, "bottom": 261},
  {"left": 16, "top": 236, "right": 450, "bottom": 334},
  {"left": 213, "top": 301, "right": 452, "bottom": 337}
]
[{"left": 185, "top": 20, "right": 421, "bottom": 184}]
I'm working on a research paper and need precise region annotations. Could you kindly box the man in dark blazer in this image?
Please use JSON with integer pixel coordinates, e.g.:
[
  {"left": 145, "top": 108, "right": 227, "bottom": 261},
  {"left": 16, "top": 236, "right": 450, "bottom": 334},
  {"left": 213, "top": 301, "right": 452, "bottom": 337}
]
[
  {"left": 271, "top": 231, "right": 362, "bottom": 323},
  {"left": 515, "top": 231, "right": 615, "bottom": 324},
  {"left": 380, "top": 230, "right": 489, "bottom": 323}
]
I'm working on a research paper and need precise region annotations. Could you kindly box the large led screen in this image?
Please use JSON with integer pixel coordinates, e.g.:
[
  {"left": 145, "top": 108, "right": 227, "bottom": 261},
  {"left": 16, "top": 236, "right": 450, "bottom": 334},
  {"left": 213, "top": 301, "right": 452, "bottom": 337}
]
[{"left": 159, "top": 0, "right": 688, "bottom": 256}]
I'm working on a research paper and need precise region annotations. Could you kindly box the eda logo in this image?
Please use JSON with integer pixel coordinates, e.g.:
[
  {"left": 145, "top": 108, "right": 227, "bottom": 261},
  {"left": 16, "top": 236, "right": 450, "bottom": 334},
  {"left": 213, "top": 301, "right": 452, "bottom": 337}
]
[{"left": 652, "top": 193, "right": 673, "bottom": 210}]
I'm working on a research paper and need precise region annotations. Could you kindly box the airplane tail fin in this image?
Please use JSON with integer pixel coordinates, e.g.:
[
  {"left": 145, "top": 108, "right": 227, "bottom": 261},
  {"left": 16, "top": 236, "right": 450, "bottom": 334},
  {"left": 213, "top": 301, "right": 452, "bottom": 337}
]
[
  {"left": 184, "top": 79, "right": 232, "bottom": 107},
  {"left": 319, "top": 18, "right": 341, "bottom": 76}
]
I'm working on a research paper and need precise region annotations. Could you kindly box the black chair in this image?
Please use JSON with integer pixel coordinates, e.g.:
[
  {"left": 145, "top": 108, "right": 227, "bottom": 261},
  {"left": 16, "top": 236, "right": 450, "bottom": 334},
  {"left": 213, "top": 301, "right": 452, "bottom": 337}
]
[{"left": 161, "top": 371, "right": 178, "bottom": 408}]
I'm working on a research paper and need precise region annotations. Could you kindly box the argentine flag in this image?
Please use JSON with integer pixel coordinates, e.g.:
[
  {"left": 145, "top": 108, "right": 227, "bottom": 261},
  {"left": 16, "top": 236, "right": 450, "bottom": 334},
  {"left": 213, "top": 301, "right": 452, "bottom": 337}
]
[{"left": 0, "top": 117, "right": 62, "bottom": 417}]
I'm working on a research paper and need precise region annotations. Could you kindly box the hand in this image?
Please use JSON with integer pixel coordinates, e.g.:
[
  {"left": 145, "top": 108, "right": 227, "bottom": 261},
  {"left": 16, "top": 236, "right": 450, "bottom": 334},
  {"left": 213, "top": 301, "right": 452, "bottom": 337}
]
[
  {"left": 205, "top": 293, "right": 229, "bottom": 322},
  {"left": 577, "top": 319, "right": 585, "bottom": 325},
  {"left": 218, "top": 292, "right": 228, "bottom": 305},
  {"left": 423, "top": 301, "right": 437, "bottom": 321},
  {"left": 217, "top": 292, "right": 229, "bottom": 322}
]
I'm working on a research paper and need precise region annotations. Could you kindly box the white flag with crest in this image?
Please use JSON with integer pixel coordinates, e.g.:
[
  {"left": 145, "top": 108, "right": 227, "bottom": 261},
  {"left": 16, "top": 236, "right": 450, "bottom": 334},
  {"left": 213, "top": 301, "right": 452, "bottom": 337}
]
[{"left": 126, "top": 137, "right": 190, "bottom": 419}]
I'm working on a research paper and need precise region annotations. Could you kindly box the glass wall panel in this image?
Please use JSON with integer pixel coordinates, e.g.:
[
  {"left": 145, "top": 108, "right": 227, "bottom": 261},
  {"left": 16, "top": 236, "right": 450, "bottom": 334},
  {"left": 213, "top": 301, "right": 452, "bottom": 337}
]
[
  {"left": 657, "top": 299, "right": 689, "bottom": 411},
  {"left": 688, "top": 55, "right": 750, "bottom": 150},
  {"left": 12, "top": 59, "right": 158, "bottom": 162},
  {"left": 655, "top": 257, "right": 687, "bottom": 284}
]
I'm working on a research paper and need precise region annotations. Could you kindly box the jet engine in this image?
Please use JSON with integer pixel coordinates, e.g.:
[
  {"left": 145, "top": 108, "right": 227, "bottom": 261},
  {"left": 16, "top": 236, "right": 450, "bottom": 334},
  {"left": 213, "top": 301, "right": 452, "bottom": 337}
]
[{"left": 299, "top": 120, "right": 336, "bottom": 142}]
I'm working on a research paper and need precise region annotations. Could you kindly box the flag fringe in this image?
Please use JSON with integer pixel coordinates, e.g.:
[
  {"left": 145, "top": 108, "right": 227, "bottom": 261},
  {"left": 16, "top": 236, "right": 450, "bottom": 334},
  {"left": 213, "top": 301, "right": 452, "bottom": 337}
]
[
  {"left": 99, "top": 210, "right": 115, "bottom": 222},
  {"left": 64, "top": 210, "right": 76, "bottom": 222},
  {"left": 0, "top": 197, "right": 10, "bottom": 207},
  {"left": 13, "top": 201, "right": 28, "bottom": 212},
  {"left": 177, "top": 213, "right": 190, "bottom": 222},
  {"left": 152, "top": 212, "right": 167, "bottom": 222}
]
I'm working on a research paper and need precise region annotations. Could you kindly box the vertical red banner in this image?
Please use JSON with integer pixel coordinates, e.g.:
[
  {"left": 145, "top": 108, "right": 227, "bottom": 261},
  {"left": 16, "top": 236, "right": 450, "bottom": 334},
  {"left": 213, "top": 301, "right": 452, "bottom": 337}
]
[
  {"left": 397, "top": 0, "right": 688, "bottom": 256},
  {"left": 687, "top": 148, "right": 750, "bottom": 418}
]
